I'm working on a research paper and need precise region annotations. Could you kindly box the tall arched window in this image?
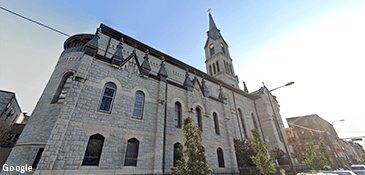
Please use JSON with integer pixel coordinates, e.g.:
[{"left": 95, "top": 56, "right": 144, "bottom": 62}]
[
  {"left": 213, "top": 112, "right": 220, "bottom": 135},
  {"left": 238, "top": 109, "right": 248, "bottom": 139},
  {"left": 217, "top": 148, "right": 225, "bottom": 167},
  {"left": 229, "top": 64, "right": 234, "bottom": 74},
  {"left": 133, "top": 91, "right": 145, "bottom": 119},
  {"left": 82, "top": 134, "right": 105, "bottom": 166},
  {"left": 221, "top": 43, "right": 226, "bottom": 54},
  {"left": 195, "top": 107, "right": 202, "bottom": 130},
  {"left": 173, "top": 143, "right": 182, "bottom": 167},
  {"left": 209, "top": 65, "right": 212, "bottom": 75},
  {"left": 99, "top": 82, "right": 116, "bottom": 113},
  {"left": 213, "top": 63, "right": 216, "bottom": 74},
  {"left": 175, "top": 102, "right": 182, "bottom": 128},
  {"left": 209, "top": 44, "right": 215, "bottom": 56},
  {"left": 124, "top": 138, "right": 139, "bottom": 166},
  {"left": 224, "top": 61, "right": 228, "bottom": 73},
  {"left": 51, "top": 72, "right": 74, "bottom": 104},
  {"left": 252, "top": 113, "right": 258, "bottom": 130},
  {"left": 216, "top": 61, "right": 220, "bottom": 72}
]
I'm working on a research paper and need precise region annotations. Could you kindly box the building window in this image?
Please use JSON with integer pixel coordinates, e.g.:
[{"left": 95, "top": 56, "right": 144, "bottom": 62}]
[
  {"left": 229, "top": 64, "right": 233, "bottom": 74},
  {"left": 217, "top": 147, "right": 225, "bottom": 167},
  {"left": 132, "top": 91, "right": 145, "bottom": 119},
  {"left": 238, "top": 109, "right": 248, "bottom": 139},
  {"left": 252, "top": 113, "right": 258, "bottom": 130},
  {"left": 173, "top": 143, "right": 182, "bottom": 167},
  {"left": 311, "top": 118, "right": 316, "bottom": 123},
  {"left": 216, "top": 61, "right": 220, "bottom": 72},
  {"left": 213, "top": 112, "right": 220, "bottom": 135},
  {"left": 98, "top": 82, "right": 117, "bottom": 113},
  {"left": 32, "top": 148, "right": 44, "bottom": 169},
  {"left": 195, "top": 107, "right": 202, "bottom": 130},
  {"left": 210, "top": 44, "right": 215, "bottom": 56},
  {"left": 213, "top": 63, "right": 216, "bottom": 74},
  {"left": 124, "top": 138, "right": 139, "bottom": 166},
  {"left": 175, "top": 102, "right": 182, "bottom": 128},
  {"left": 82, "top": 134, "right": 104, "bottom": 166},
  {"left": 221, "top": 43, "right": 226, "bottom": 54},
  {"left": 209, "top": 65, "right": 212, "bottom": 75},
  {"left": 304, "top": 119, "right": 309, "bottom": 126},
  {"left": 51, "top": 72, "right": 74, "bottom": 104}
]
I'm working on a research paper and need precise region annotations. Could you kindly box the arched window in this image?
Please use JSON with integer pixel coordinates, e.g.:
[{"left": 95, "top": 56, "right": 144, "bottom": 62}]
[
  {"left": 133, "top": 91, "right": 145, "bottom": 119},
  {"left": 229, "top": 64, "right": 234, "bottom": 74},
  {"left": 209, "top": 44, "right": 215, "bottom": 56},
  {"left": 195, "top": 107, "right": 202, "bottom": 130},
  {"left": 252, "top": 113, "right": 258, "bottom": 130},
  {"left": 51, "top": 72, "right": 74, "bottom": 104},
  {"left": 238, "top": 109, "right": 248, "bottom": 139},
  {"left": 82, "top": 134, "right": 105, "bottom": 166},
  {"left": 217, "top": 148, "right": 225, "bottom": 167},
  {"left": 213, "top": 63, "right": 216, "bottom": 74},
  {"left": 173, "top": 143, "right": 182, "bottom": 167},
  {"left": 216, "top": 61, "right": 220, "bottom": 72},
  {"left": 224, "top": 61, "right": 228, "bottom": 73},
  {"left": 124, "top": 138, "right": 139, "bottom": 166},
  {"left": 98, "top": 82, "right": 116, "bottom": 113},
  {"left": 209, "top": 65, "right": 212, "bottom": 75},
  {"left": 213, "top": 112, "right": 220, "bottom": 135},
  {"left": 221, "top": 43, "right": 226, "bottom": 54},
  {"left": 175, "top": 102, "right": 182, "bottom": 128}
]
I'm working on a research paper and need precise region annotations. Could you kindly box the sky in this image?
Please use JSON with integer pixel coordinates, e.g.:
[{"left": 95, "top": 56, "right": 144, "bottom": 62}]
[{"left": 1, "top": 0, "right": 364, "bottom": 146}]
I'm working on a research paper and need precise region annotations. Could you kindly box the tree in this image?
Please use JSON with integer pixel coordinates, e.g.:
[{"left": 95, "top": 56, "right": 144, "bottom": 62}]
[
  {"left": 250, "top": 129, "right": 276, "bottom": 175},
  {"left": 234, "top": 138, "right": 255, "bottom": 168},
  {"left": 304, "top": 142, "right": 322, "bottom": 171},
  {"left": 170, "top": 115, "right": 213, "bottom": 175},
  {"left": 319, "top": 141, "right": 334, "bottom": 169}
]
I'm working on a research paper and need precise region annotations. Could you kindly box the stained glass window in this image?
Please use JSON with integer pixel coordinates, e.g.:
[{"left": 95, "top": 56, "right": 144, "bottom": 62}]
[
  {"left": 82, "top": 134, "right": 104, "bottom": 166},
  {"left": 99, "top": 83, "right": 116, "bottom": 113},
  {"left": 217, "top": 148, "right": 225, "bottom": 167},
  {"left": 175, "top": 102, "right": 182, "bottom": 127},
  {"left": 173, "top": 143, "right": 182, "bottom": 167},
  {"left": 124, "top": 138, "right": 139, "bottom": 166},
  {"left": 213, "top": 112, "right": 220, "bottom": 135},
  {"left": 132, "top": 91, "right": 145, "bottom": 119}
]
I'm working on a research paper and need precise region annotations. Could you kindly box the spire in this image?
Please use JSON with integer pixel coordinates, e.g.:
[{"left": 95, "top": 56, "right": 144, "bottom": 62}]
[
  {"left": 140, "top": 49, "right": 151, "bottom": 76},
  {"left": 158, "top": 56, "right": 168, "bottom": 81},
  {"left": 243, "top": 81, "right": 249, "bottom": 93},
  {"left": 209, "top": 13, "right": 218, "bottom": 31},
  {"left": 207, "top": 12, "right": 221, "bottom": 40}
]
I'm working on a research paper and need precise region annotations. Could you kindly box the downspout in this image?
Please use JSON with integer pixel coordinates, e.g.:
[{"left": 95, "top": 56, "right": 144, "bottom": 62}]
[{"left": 162, "top": 82, "right": 168, "bottom": 174}]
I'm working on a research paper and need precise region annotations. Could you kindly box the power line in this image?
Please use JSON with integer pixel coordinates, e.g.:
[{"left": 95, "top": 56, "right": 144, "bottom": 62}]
[{"left": 0, "top": 6, "right": 70, "bottom": 37}]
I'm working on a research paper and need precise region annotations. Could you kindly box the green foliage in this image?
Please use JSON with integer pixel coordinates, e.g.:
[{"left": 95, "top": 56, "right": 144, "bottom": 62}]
[
  {"left": 170, "top": 115, "right": 213, "bottom": 175},
  {"left": 304, "top": 142, "right": 322, "bottom": 171},
  {"left": 270, "top": 147, "right": 289, "bottom": 165},
  {"left": 234, "top": 138, "right": 255, "bottom": 168},
  {"left": 250, "top": 129, "right": 276, "bottom": 175},
  {"left": 319, "top": 141, "right": 334, "bottom": 169}
]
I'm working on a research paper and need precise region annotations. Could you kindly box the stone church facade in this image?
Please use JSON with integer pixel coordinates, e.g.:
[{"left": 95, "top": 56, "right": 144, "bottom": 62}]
[{"left": 4, "top": 14, "right": 290, "bottom": 174}]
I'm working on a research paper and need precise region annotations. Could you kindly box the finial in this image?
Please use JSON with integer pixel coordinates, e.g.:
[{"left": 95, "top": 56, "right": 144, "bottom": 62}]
[
  {"left": 146, "top": 49, "right": 149, "bottom": 54},
  {"left": 120, "top": 37, "right": 124, "bottom": 43},
  {"left": 161, "top": 56, "right": 165, "bottom": 62},
  {"left": 185, "top": 67, "right": 189, "bottom": 72},
  {"left": 207, "top": 8, "right": 211, "bottom": 15}
]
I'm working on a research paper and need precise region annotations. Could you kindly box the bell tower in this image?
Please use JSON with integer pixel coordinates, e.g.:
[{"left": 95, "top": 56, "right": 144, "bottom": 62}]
[{"left": 204, "top": 12, "right": 239, "bottom": 88}]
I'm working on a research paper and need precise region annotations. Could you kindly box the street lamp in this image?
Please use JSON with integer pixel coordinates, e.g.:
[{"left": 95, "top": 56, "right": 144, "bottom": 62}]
[
  {"left": 269, "top": 81, "right": 294, "bottom": 92},
  {"left": 264, "top": 81, "right": 296, "bottom": 174},
  {"left": 331, "top": 119, "right": 345, "bottom": 124}
]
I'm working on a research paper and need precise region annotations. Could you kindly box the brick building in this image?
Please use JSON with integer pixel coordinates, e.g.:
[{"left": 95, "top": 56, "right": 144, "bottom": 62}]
[
  {"left": 5, "top": 14, "right": 292, "bottom": 174},
  {"left": 0, "top": 90, "right": 22, "bottom": 130},
  {"left": 286, "top": 114, "right": 347, "bottom": 168}
]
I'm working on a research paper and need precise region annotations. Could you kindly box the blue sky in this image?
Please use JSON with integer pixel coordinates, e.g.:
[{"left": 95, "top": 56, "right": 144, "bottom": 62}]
[{"left": 1, "top": 0, "right": 364, "bottom": 145}]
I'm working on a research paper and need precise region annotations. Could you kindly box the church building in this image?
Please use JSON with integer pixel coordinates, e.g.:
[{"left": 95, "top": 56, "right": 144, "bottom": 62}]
[{"left": 5, "top": 13, "right": 290, "bottom": 174}]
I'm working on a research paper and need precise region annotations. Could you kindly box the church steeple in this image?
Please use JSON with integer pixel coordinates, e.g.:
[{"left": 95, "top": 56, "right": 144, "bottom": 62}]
[{"left": 204, "top": 12, "right": 239, "bottom": 88}]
